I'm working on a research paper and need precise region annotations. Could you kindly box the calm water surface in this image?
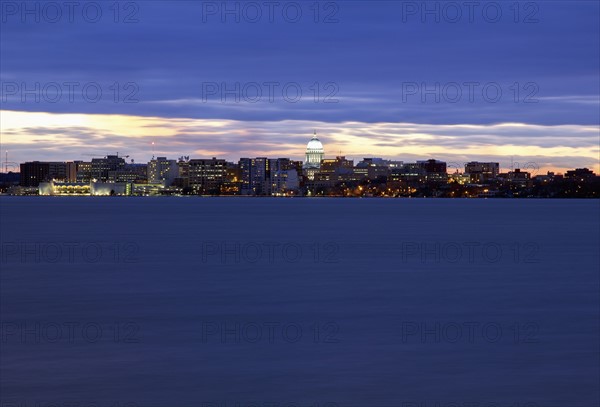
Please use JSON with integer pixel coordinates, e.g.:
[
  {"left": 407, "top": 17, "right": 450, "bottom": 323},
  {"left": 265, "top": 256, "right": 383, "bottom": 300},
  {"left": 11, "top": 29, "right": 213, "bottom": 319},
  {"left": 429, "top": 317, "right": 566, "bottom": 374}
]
[{"left": 1, "top": 198, "right": 599, "bottom": 406}]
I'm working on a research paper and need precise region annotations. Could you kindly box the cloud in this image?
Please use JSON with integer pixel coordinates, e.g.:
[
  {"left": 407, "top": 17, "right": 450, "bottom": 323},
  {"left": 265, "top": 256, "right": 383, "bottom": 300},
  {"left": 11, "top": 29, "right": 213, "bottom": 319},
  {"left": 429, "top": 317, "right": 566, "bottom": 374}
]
[
  {"left": 1, "top": 110, "right": 598, "bottom": 174},
  {"left": 538, "top": 95, "right": 600, "bottom": 105},
  {"left": 1, "top": 2, "right": 598, "bottom": 125}
]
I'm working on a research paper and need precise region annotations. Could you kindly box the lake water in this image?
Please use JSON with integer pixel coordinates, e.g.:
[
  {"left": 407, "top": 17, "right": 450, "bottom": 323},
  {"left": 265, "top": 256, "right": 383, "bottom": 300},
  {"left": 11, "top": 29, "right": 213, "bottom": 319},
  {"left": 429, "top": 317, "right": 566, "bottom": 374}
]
[{"left": 1, "top": 198, "right": 599, "bottom": 407}]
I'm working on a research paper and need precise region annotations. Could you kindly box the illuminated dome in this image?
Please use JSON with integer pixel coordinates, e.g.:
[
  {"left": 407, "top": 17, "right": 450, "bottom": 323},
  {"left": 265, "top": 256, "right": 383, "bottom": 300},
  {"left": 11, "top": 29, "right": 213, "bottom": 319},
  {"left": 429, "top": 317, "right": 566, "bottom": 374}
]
[
  {"left": 306, "top": 135, "right": 324, "bottom": 153},
  {"left": 304, "top": 131, "right": 324, "bottom": 170}
]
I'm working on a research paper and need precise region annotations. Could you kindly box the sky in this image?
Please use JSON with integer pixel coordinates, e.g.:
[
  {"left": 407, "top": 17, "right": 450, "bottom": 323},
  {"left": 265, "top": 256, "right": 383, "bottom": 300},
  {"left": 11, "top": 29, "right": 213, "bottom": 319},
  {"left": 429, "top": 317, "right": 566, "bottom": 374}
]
[{"left": 1, "top": 0, "right": 599, "bottom": 173}]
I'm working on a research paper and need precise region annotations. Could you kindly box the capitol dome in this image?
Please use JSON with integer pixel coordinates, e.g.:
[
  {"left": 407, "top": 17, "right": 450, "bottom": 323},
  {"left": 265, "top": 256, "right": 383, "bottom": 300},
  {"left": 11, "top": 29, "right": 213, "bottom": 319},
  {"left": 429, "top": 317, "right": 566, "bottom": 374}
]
[
  {"left": 306, "top": 134, "right": 324, "bottom": 153},
  {"left": 304, "top": 131, "right": 324, "bottom": 171}
]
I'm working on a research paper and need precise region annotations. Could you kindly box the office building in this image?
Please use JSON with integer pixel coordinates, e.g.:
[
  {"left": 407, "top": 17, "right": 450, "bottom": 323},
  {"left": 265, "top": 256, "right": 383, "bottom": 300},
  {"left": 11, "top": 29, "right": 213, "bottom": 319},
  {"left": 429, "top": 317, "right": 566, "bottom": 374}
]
[
  {"left": 465, "top": 162, "right": 499, "bottom": 182},
  {"left": 19, "top": 161, "right": 70, "bottom": 187},
  {"left": 147, "top": 157, "right": 178, "bottom": 186},
  {"left": 188, "top": 158, "right": 227, "bottom": 194},
  {"left": 90, "top": 155, "right": 126, "bottom": 182}
]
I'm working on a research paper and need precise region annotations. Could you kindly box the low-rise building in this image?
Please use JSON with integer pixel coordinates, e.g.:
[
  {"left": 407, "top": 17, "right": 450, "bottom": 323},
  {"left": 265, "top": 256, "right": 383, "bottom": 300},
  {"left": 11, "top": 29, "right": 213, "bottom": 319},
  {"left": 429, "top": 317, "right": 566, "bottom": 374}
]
[
  {"left": 355, "top": 158, "right": 390, "bottom": 180},
  {"left": 90, "top": 182, "right": 131, "bottom": 196},
  {"left": 417, "top": 159, "right": 448, "bottom": 183},
  {"left": 39, "top": 181, "right": 91, "bottom": 196},
  {"left": 565, "top": 168, "right": 596, "bottom": 181},
  {"left": 465, "top": 161, "right": 499, "bottom": 183}
]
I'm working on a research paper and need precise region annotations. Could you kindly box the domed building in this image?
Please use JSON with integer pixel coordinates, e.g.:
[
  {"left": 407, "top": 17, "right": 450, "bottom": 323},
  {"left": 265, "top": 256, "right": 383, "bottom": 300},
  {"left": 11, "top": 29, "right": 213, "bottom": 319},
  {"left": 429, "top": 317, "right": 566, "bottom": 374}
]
[{"left": 303, "top": 131, "right": 324, "bottom": 180}]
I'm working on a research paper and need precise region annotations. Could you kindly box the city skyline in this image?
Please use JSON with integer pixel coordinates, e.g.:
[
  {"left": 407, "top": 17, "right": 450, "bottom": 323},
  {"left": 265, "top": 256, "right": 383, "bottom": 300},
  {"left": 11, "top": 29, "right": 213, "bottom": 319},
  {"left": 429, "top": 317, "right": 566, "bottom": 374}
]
[{"left": 11, "top": 131, "right": 598, "bottom": 198}]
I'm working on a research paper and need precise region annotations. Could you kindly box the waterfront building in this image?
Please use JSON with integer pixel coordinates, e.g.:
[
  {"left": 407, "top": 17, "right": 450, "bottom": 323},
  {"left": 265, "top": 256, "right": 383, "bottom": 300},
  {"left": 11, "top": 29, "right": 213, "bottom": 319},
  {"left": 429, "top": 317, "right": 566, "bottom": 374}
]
[
  {"left": 178, "top": 158, "right": 190, "bottom": 178},
  {"left": 19, "top": 161, "right": 74, "bottom": 186},
  {"left": 39, "top": 181, "right": 91, "bottom": 196},
  {"left": 65, "top": 162, "right": 77, "bottom": 182},
  {"left": 269, "top": 158, "right": 300, "bottom": 195},
  {"left": 174, "top": 158, "right": 191, "bottom": 189},
  {"left": 75, "top": 161, "right": 92, "bottom": 183},
  {"left": 239, "top": 157, "right": 268, "bottom": 195},
  {"left": 147, "top": 157, "right": 178, "bottom": 186},
  {"left": 108, "top": 164, "right": 148, "bottom": 184},
  {"left": 132, "top": 183, "right": 167, "bottom": 196},
  {"left": 221, "top": 163, "right": 242, "bottom": 195},
  {"left": 188, "top": 158, "right": 227, "bottom": 194},
  {"left": 90, "top": 182, "right": 130, "bottom": 196},
  {"left": 20, "top": 162, "right": 51, "bottom": 187},
  {"left": 238, "top": 157, "right": 300, "bottom": 195},
  {"left": 90, "top": 155, "right": 126, "bottom": 182}
]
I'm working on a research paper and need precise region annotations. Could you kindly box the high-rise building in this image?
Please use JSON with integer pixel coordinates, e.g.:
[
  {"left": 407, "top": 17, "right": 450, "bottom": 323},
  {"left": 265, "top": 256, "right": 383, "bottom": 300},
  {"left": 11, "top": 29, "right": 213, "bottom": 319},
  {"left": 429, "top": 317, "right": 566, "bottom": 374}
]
[
  {"left": 188, "top": 158, "right": 227, "bottom": 194},
  {"left": 174, "top": 157, "right": 191, "bottom": 189},
  {"left": 75, "top": 161, "right": 92, "bottom": 183},
  {"left": 20, "top": 162, "right": 50, "bottom": 187},
  {"left": 110, "top": 163, "right": 148, "bottom": 183},
  {"left": 238, "top": 158, "right": 252, "bottom": 195},
  {"left": 178, "top": 158, "right": 190, "bottom": 178},
  {"left": 90, "top": 155, "right": 126, "bottom": 182},
  {"left": 65, "top": 162, "right": 77, "bottom": 182},
  {"left": 147, "top": 157, "right": 178, "bottom": 186},
  {"left": 238, "top": 157, "right": 300, "bottom": 195},
  {"left": 269, "top": 158, "right": 299, "bottom": 194},
  {"left": 303, "top": 131, "right": 324, "bottom": 180},
  {"left": 239, "top": 157, "right": 269, "bottom": 195},
  {"left": 19, "top": 161, "right": 69, "bottom": 186},
  {"left": 222, "top": 162, "right": 242, "bottom": 195}
]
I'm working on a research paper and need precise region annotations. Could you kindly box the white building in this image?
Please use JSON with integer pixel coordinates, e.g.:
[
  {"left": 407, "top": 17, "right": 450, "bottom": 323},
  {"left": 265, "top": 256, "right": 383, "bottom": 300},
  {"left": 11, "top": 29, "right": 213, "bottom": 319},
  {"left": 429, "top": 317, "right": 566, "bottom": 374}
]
[
  {"left": 90, "top": 182, "right": 130, "bottom": 196},
  {"left": 39, "top": 181, "right": 90, "bottom": 196},
  {"left": 303, "top": 131, "right": 324, "bottom": 180}
]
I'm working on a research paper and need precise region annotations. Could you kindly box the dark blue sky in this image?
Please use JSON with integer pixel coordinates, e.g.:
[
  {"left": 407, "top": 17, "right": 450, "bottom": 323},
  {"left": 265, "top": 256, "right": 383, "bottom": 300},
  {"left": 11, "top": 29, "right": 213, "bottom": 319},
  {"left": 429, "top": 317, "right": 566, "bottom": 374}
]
[{"left": 1, "top": 0, "right": 599, "bottom": 124}]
